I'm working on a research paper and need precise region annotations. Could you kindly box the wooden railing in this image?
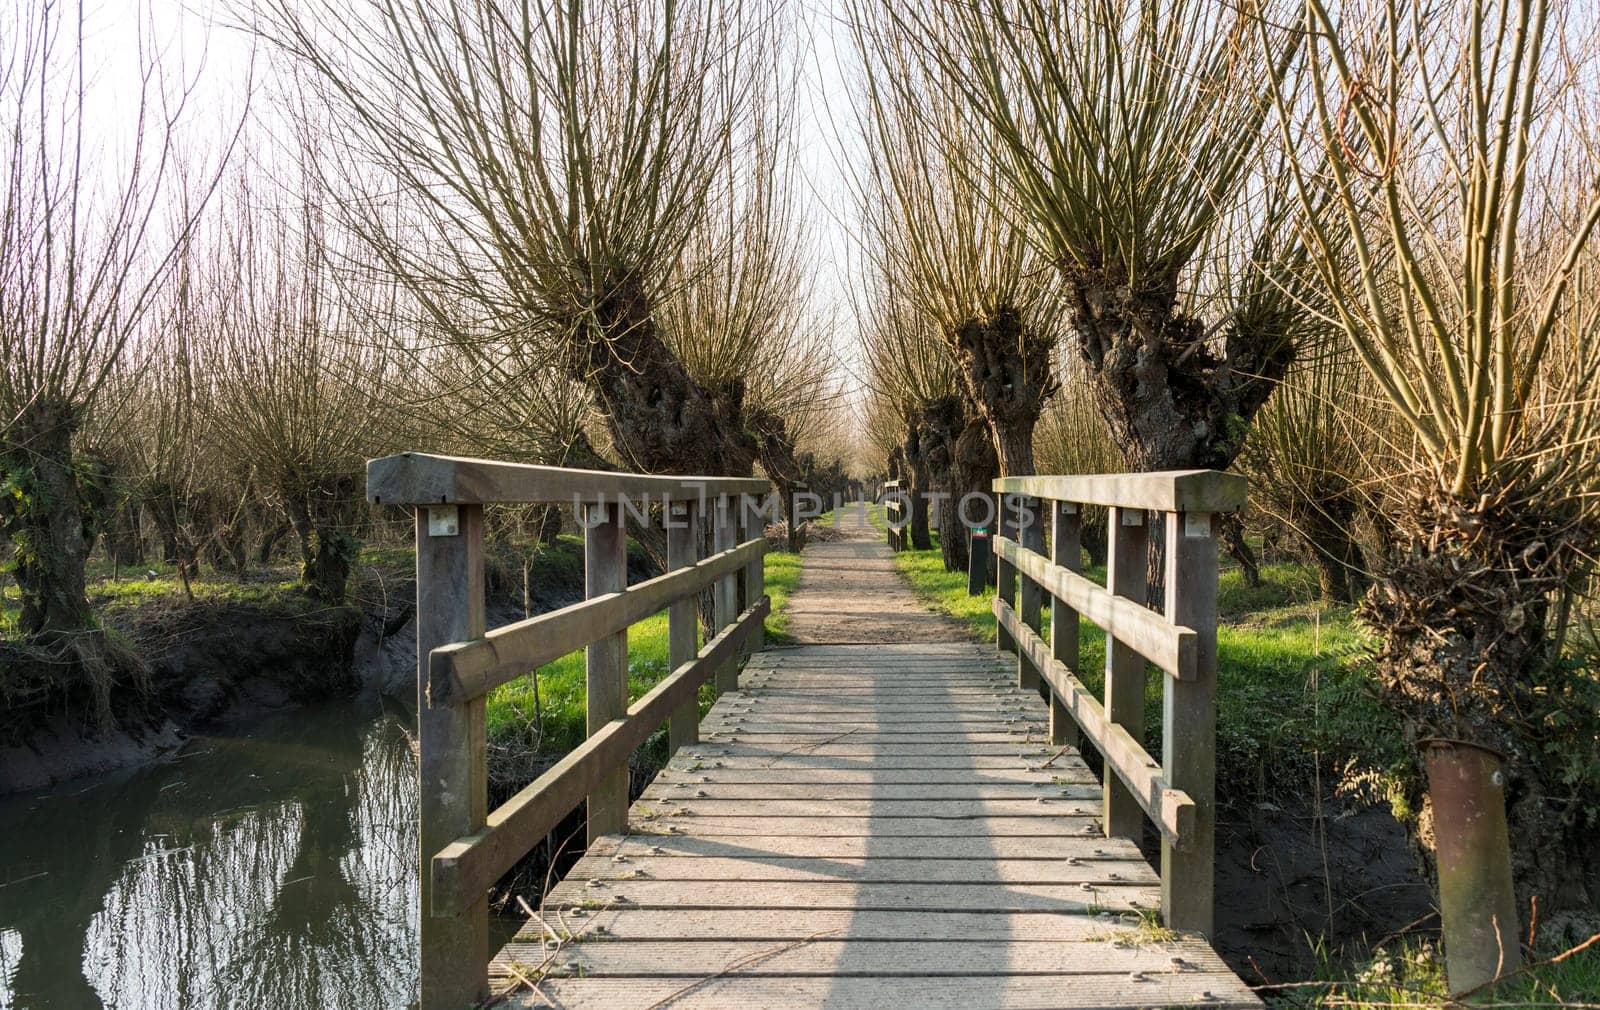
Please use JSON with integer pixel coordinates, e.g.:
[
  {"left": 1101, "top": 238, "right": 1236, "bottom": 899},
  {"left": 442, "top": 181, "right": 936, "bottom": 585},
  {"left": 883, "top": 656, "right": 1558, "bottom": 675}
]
[
  {"left": 367, "top": 452, "right": 772, "bottom": 1010},
  {"left": 882, "top": 478, "right": 908, "bottom": 550},
  {"left": 988, "top": 470, "right": 1246, "bottom": 937}
]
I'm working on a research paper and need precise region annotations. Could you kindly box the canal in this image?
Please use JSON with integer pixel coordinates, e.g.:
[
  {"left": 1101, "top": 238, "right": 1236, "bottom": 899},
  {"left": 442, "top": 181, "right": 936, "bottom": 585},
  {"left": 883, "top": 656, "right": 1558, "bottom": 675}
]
[{"left": 0, "top": 697, "right": 426, "bottom": 1009}]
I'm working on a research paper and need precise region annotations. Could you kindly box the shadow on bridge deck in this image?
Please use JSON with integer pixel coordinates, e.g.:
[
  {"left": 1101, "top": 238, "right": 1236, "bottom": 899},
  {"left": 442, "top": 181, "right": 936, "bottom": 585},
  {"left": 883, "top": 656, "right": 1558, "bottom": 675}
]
[{"left": 491, "top": 525, "right": 1258, "bottom": 1009}]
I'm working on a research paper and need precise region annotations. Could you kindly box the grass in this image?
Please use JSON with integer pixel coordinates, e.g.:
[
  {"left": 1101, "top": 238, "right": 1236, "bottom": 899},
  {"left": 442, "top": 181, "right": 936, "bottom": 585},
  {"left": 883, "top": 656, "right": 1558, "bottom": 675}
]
[
  {"left": 484, "top": 548, "right": 802, "bottom": 765},
  {"left": 868, "top": 505, "right": 1408, "bottom": 813},
  {"left": 1277, "top": 935, "right": 1600, "bottom": 1008}
]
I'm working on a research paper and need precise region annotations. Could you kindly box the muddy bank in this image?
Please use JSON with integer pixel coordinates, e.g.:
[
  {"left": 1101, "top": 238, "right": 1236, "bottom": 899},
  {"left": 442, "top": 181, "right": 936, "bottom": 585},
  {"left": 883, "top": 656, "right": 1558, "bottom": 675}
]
[
  {"left": 1209, "top": 794, "right": 1435, "bottom": 986},
  {"left": 1, "top": 596, "right": 363, "bottom": 793}
]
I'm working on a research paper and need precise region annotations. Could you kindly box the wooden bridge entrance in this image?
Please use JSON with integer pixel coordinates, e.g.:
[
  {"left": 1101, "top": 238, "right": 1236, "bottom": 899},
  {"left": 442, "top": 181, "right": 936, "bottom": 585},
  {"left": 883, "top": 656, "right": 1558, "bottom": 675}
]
[{"left": 368, "top": 454, "right": 1258, "bottom": 1009}]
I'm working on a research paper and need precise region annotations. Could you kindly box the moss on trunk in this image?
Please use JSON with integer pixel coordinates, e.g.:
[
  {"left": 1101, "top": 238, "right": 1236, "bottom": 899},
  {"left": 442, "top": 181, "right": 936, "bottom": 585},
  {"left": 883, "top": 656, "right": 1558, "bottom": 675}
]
[{"left": 1363, "top": 495, "right": 1600, "bottom": 922}]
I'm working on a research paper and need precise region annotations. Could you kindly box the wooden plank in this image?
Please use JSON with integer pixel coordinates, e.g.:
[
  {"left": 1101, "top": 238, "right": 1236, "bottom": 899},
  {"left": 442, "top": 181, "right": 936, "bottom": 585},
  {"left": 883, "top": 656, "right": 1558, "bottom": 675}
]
[
  {"left": 543, "top": 879, "right": 1161, "bottom": 914},
  {"left": 646, "top": 774, "right": 1088, "bottom": 790},
  {"left": 663, "top": 754, "right": 1063, "bottom": 769},
  {"left": 499, "top": 908, "right": 1166, "bottom": 944},
  {"left": 666, "top": 500, "right": 699, "bottom": 753},
  {"left": 1162, "top": 510, "right": 1220, "bottom": 937},
  {"left": 428, "top": 601, "right": 768, "bottom": 916},
  {"left": 992, "top": 470, "right": 1248, "bottom": 514},
  {"left": 595, "top": 836, "right": 1139, "bottom": 861},
  {"left": 367, "top": 451, "right": 769, "bottom": 506},
  {"left": 676, "top": 743, "right": 1061, "bottom": 758},
  {"left": 502, "top": 908, "right": 1153, "bottom": 944},
  {"left": 996, "top": 599, "right": 1194, "bottom": 847},
  {"left": 627, "top": 816, "right": 1104, "bottom": 837},
  {"left": 992, "top": 533, "right": 1196, "bottom": 680},
  {"left": 500, "top": 974, "right": 1260, "bottom": 1009},
  {"left": 414, "top": 504, "right": 489, "bottom": 1008},
  {"left": 1104, "top": 507, "right": 1147, "bottom": 839},
  {"left": 642, "top": 782, "right": 1083, "bottom": 801},
  {"left": 1051, "top": 501, "right": 1082, "bottom": 748},
  {"left": 741, "top": 494, "right": 765, "bottom": 654},
  {"left": 699, "top": 720, "right": 1043, "bottom": 733},
  {"left": 585, "top": 502, "right": 629, "bottom": 845},
  {"left": 563, "top": 856, "right": 1157, "bottom": 885},
  {"left": 632, "top": 797, "right": 1103, "bottom": 818},
  {"left": 500, "top": 938, "right": 1230, "bottom": 977},
  {"left": 430, "top": 538, "right": 764, "bottom": 704}
]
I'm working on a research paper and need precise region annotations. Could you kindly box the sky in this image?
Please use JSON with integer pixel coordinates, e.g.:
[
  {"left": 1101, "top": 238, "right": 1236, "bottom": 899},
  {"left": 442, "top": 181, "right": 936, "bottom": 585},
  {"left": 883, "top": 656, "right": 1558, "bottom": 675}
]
[{"left": 73, "top": 0, "right": 872, "bottom": 413}]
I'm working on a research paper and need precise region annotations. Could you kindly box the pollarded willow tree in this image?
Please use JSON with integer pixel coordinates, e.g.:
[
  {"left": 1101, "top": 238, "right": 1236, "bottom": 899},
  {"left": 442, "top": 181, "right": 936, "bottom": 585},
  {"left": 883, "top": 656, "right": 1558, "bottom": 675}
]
[
  {"left": 250, "top": 0, "right": 791, "bottom": 479},
  {"left": 656, "top": 66, "right": 838, "bottom": 504},
  {"left": 1276, "top": 0, "right": 1600, "bottom": 917},
  {"left": 1238, "top": 346, "right": 1391, "bottom": 604},
  {"left": 898, "top": 0, "right": 1317, "bottom": 477},
  {"left": 204, "top": 160, "right": 405, "bottom": 605},
  {"left": 857, "top": 271, "right": 968, "bottom": 557},
  {"left": 849, "top": 6, "right": 1065, "bottom": 483},
  {"left": 0, "top": 0, "right": 232, "bottom": 714}
]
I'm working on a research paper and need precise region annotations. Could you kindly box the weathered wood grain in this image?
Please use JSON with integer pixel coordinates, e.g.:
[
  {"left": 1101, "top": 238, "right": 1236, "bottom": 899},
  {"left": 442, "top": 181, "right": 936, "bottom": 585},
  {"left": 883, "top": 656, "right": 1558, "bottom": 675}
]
[
  {"left": 487, "top": 639, "right": 1255, "bottom": 1010},
  {"left": 367, "top": 451, "right": 769, "bottom": 506},
  {"left": 428, "top": 600, "right": 768, "bottom": 916},
  {"left": 430, "top": 537, "right": 764, "bottom": 704},
  {"left": 501, "top": 974, "right": 1258, "bottom": 1009},
  {"left": 991, "top": 470, "right": 1248, "bottom": 514},
  {"left": 992, "top": 532, "right": 1195, "bottom": 681}
]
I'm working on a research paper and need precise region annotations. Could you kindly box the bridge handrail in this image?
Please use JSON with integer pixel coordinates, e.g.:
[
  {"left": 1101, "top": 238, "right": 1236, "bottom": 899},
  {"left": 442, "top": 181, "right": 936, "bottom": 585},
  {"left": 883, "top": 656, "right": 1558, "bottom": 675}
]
[
  {"left": 989, "top": 469, "right": 1244, "bottom": 938},
  {"left": 368, "top": 453, "right": 771, "bottom": 1009}
]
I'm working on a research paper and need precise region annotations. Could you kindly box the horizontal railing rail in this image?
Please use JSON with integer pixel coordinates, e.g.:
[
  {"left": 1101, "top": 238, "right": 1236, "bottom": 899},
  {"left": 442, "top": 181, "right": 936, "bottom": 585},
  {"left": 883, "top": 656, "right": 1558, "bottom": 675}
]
[
  {"left": 368, "top": 453, "right": 772, "bottom": 1010},
  {"left": 989, "top": 470, "right": 1245, "bottom": 938}
]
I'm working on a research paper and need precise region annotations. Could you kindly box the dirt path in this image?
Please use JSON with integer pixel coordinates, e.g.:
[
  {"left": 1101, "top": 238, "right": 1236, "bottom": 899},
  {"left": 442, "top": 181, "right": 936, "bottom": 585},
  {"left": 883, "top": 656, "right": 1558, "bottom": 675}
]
[{"left": 782, "top": 518, "right": 973, "bottom": 644}]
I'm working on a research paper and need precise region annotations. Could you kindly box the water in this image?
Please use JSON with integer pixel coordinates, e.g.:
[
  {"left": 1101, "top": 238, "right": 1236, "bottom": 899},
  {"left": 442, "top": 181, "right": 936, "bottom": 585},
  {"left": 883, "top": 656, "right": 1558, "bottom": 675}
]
[{"left": 0, "top": 697, "right": 422, "bottom": 1009}]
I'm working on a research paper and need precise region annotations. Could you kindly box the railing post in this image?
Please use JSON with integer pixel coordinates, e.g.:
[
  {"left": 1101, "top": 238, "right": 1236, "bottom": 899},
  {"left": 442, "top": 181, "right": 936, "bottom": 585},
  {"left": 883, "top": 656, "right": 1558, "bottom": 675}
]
[
  {"left": 415, "top": 503, "right": 487, "bottom": 1009},
  {"left": 1017, "top": 496, "right": 1044, "bottom": 692},
  {"left": 1050, "top": 502, "right": 1082, "bottom": 748},
  {"left": 713, "top": 494, "right": 738, "bottom": 693},
  {"left": 1162, "top": 510, "right": 1218, "bottom": 936},
  {"left": 1104, "top": 505, "right": 1148, "bottom": 839},
  {"left": 995, "top": 495, "right": 1018, "bottom": 655},
  {"left": 584, "top": 500, "right": 628, "bottom": 843},
  {"left": 742, "top": 494, "right": 766, "bottom": 653},
  {"left": 666, "top": 499, "right": 699, "bottom": 754}
]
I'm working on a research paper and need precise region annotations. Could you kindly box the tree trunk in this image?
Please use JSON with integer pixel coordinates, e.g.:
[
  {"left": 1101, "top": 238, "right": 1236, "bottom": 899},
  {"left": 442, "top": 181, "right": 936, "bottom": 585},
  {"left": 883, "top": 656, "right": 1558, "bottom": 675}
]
[
  {"left": 916, "top": 395, "right": 968, "bottom": 572},
  {"left": 0, "top": 398, "right": 138, "bottom": 723},
  {"left": 2, "top": 400, "right": 97, "bottom": 636},
  {"left": 1303, "top": 513, "right": 1367, "bottom": 604},
  {"left": 1220, "top": 513, "right": 1261, "bottom": 589},
  {"left": 951, "top": 308, "right": 1057, "bottom": 478},
  {"left": 256, "top": 516, "right": 290, "bottom": 565},
  {"left": 569, "top": 271, "right": 757, "bottom": 478},
  {"left": 1362, "top": 497, "right": 1600, "bottom": 920},
  {"left": 903, "top": 415, "right": 933, "bottom": 551},
  {"left": 284, "top": 478, "right": 361, "bottom": 604},
  {"left": 105, "top": 502, "right": 145, "bottom": 569}
]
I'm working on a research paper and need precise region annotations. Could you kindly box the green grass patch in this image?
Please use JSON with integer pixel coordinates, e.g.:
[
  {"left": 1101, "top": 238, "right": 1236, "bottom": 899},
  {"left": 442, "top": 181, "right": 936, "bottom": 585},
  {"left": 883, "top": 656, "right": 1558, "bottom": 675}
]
[
  {"left": 485, "top": 549, "right": 802, "bottom": 762},
  {"left": 762, "top": 550, "right": 802, "bottom": 645},
  {"left": 1276, "top": 937, "right": 1600, "bottom": 1008}
]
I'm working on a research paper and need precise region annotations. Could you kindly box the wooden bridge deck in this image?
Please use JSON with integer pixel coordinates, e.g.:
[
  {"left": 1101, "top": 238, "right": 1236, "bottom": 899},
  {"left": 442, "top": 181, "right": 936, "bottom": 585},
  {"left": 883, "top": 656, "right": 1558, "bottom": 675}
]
[{"left": 491, "top": 636, "right": 1259, "bottom": 1008}]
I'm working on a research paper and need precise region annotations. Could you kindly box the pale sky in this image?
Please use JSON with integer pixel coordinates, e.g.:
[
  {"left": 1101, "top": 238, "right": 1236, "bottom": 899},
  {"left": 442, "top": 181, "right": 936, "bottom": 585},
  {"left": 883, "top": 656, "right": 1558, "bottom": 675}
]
[{"left": 78, "top": 0, "right": 871, "bottom": 411}]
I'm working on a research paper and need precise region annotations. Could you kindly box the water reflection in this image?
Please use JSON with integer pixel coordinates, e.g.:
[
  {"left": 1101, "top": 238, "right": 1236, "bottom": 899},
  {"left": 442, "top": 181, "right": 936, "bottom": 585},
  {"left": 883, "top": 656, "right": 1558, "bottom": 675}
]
[{"left": 0, "top": 697, "right": 419, "bottom": 1009}]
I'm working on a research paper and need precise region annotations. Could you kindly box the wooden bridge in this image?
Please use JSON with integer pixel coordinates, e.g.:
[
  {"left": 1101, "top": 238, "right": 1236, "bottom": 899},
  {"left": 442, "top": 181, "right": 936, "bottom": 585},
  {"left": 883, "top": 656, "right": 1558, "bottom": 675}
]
[{"left": 368, "top": 454, "right": 1257, "bottom": 1009}]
